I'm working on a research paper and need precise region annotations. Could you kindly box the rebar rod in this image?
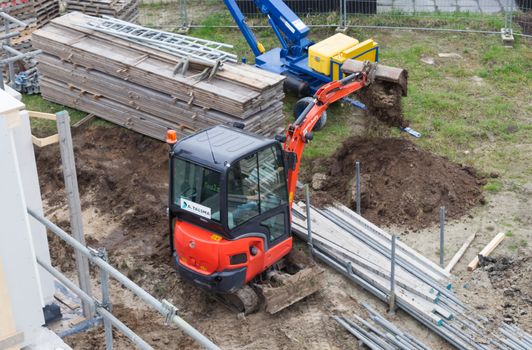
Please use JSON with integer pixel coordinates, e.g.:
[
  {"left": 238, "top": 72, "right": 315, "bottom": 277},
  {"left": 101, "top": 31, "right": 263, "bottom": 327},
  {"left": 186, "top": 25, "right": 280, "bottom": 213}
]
[
  {"left": 343, "top": 317, "right": 394, "bottom": 350},
  {"left": 333, "top": 316, "right": 384, "bottom": 350},
  {"left": 440, "top": 207, "right": 445, "bottom": 268},
  {"left": 388, "top": 234, "right": 396, "bottom": 314},
  {"left": 320, "top": 208, "right": 460, "bottom": 304},
  {"left": 305, "top": 184, "right": 313, "bottom": 255}
]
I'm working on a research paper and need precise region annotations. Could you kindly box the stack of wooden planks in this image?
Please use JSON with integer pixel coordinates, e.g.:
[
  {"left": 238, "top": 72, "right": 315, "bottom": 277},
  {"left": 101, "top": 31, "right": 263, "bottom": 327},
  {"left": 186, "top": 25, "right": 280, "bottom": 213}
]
[
  {"left": 65, "top": 0, "right": 139, "bottom": 22},
  {"left": 32, "top": 12, "right": 286, "bottom": 141}
]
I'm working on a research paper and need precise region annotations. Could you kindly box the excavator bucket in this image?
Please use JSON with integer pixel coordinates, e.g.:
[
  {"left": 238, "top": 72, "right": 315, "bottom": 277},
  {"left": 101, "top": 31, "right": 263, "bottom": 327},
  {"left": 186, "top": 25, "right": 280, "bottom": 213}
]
[
  {"left": 255, "top": 250, "right": 324, "bottom": 314},
  {"left": 341, "top": 59, "right": 408, "bottom": 96}
]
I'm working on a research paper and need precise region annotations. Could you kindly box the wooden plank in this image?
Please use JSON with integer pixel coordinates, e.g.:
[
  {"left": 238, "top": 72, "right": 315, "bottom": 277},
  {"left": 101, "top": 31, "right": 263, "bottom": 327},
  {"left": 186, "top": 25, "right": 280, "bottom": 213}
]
[
  {"left": 28, "top": 110, "right": 56, "bottom": 121},
  {"left": 0, "top": 332, "right": 23, "bottom": 350},
  {"left": 31, "top": 134, "right": 59, "bottom": 147},
  {"left": 445, "top": 233, "right": 476, "bottom": 273},
  {"left": 54, "top": 291, "right": 80, "bottom": 310},
  {"left": 73, "top": 113, "right": 95, "bottom": 128},
  {"left": 69, "top": 316, "right": 87, "bottom": 327},
  {"left": 322, "top": 206, "right": 450, "bottom": 283},
  {"left": 333, "top": 204, "right": 450, "bottom": 279},
  {"left": 0, "top": 261, "right": 18, "bottom": 350},
  {"left": 467, "top": 232, "right": 506, "bottom": 271}
]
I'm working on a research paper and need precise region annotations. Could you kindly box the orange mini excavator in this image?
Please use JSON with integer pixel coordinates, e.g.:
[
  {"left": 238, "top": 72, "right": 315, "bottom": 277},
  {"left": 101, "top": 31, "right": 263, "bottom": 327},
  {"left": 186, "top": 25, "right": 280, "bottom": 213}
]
[{"left": 166, "top": 60, "right": 407, "bottom": 314}]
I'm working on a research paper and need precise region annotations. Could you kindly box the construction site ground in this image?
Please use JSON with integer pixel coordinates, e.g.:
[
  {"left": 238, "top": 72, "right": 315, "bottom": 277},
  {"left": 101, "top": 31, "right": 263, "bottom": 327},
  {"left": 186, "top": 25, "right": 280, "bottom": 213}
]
[{"left": 26, "top": 9, "right": 532, "bottom": 350}]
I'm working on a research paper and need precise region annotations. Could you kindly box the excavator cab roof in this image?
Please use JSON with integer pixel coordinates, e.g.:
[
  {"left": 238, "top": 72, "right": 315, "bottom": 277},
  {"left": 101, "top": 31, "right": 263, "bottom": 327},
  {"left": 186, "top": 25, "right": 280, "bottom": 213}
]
[{"left": 171, "top": 125, "right": 276, "bottom": 170}]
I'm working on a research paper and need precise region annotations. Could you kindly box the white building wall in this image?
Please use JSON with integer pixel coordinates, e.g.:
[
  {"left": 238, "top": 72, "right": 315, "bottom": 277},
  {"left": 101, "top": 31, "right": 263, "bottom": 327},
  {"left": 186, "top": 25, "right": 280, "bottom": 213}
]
[{"left": 0, "top": 88, "right": 55, "bottom": 346}]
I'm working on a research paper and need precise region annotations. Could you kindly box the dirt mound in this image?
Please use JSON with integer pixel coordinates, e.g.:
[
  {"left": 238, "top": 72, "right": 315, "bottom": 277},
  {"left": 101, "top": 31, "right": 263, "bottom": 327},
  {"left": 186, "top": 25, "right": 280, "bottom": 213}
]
[
  {"left": 308, "top": 137, "right": 485, "bottom": 228},
  {"left": 358, "top": 81, "right": 409, "bottom": 128},
  {"left": 35, "top": 126, "right": 171, "bottom": 269},
  {"left": 479, "top": 255, "right": 532, "bottom": 324}
]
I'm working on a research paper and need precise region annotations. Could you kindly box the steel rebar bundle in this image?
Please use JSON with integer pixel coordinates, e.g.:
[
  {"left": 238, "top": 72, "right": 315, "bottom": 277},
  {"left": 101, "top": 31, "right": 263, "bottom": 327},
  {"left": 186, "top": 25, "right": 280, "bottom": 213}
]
[{"left": 292, "top": 202, "right": 532, "bottom": 350}]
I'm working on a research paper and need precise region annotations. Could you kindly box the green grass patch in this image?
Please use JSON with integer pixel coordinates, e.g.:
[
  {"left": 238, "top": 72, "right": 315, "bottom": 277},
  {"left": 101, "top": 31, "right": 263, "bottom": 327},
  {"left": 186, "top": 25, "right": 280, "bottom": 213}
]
[
  {"left": 22, "top": 95, "right": 108, "bottom": 137},
  {"left": 484, "top": 180, "right": 503, "bottom": 193}
]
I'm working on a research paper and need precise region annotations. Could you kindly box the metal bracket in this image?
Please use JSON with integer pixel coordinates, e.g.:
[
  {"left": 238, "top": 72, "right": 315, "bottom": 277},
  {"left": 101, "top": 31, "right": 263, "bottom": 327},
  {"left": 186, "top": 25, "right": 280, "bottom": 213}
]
[
  {"left": 401, "top": 127, "right": 422, "bottom": 138},
  {"left": 161, "top": 299, "right": 178, "bottom": 325}
]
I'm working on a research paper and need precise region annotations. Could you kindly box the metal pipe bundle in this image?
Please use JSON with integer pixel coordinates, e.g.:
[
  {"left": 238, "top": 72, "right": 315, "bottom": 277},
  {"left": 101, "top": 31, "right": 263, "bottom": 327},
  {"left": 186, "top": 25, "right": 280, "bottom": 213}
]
[
  {"left": 333, "top": 308, "right": 432, "bottom": 350},
  {"left": 292, "top": 202, "right": 532, "bottom": 350}
]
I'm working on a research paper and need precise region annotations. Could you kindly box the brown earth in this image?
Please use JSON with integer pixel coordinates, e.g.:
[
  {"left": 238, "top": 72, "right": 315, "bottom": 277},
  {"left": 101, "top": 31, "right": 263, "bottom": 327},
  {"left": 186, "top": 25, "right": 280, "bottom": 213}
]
[
  {"left": 36, "top": 126, "right": 171, "bottom": 270},
  {"left": 479, "top": 255, "right": 532, "bottom": 324},
  {"left": 357, "top": 80, "right": 409, "bottom": 128},
  {"left": 35, "top": 126, "right": 488, "bottom": 349},
  {"left": 307, "top": 137, "right": 486, "bottom": 229}
]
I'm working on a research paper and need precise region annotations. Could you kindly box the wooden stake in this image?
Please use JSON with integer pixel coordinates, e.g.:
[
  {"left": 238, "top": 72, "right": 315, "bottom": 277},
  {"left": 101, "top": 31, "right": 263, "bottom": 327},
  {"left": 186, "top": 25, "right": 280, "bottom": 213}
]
[
  {"left": 467, "top": 232, "right": 506, "bottom": 271},
  {"left": 445, "top": 233, "right": 476, "bottom": 273}
]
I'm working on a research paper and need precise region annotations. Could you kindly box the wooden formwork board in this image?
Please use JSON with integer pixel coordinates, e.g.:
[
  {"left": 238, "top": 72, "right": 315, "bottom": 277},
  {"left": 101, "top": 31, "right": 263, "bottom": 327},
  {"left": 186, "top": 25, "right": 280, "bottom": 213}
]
[
  {"left": 41, "top": 77, "right": 285, "bottom": 141},
  {"left": 27, "top": 110, "right": 59, "bottom": 147},
  {"left": 32, "top": 26, "right": 284, "bottom": 119},
  {"left": 36, "top": 12, "right": 284, "bottom": 94},
  {"left": 37, "top": 54, "right": 285, "bottom": 135}
]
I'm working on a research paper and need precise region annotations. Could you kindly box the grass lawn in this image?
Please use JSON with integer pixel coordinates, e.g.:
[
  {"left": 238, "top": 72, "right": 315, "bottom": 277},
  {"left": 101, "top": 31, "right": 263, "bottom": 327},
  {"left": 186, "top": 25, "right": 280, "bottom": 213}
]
[
  {"left": 26, "top": 8, "right": 532, "bottom": 189},
  {"left": 186, "top": 12, "right": 532, "bottom": 185}
]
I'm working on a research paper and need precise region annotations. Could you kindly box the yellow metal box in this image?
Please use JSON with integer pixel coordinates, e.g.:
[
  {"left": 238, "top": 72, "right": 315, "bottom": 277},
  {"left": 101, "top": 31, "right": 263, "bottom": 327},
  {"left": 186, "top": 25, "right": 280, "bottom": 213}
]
[
  {"left": 308, "top": 33, "right": 359, "bottom": 76},
  {"left": 308, "top": 33, "right": 379, "bottom": 80}
]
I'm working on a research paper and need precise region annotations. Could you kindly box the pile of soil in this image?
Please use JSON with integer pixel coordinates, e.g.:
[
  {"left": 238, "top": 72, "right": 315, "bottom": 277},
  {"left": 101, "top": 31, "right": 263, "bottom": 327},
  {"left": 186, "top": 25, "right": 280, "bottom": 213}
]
[
  {"left": 357, "top": 80, "right": 409, "bottom": 128},
  {"left": 479, "top": 255, "right": 532, "bottom": 324},
  {"left": 308, "top": 137, "right": 485, "bottom": 228},
  {"left": 35, "top": 126, "right": 171, "bottom": 271}
]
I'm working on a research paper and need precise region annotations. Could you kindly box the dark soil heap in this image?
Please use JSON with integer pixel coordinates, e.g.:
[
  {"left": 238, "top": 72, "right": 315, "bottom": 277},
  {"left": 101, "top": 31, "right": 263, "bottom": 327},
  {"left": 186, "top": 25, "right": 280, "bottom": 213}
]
[
  {"left": 357, "top": 81, "right": 409, "bottom": 128},
  {"left": 309, "top": 137, "right": 486, "bottom": 229},
  {"left": 479, "top": 255, "right": 532, "bottom": 324}
]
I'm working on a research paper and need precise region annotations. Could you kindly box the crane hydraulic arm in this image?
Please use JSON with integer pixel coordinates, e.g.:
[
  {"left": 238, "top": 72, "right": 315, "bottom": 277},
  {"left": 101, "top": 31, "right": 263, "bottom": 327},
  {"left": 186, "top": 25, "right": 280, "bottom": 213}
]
[
  {"left": 283, "top": 71, "right": 369, "bottom": 206},
  {"left": 223, "top": 0, "right": 312, "bottom": 57}
]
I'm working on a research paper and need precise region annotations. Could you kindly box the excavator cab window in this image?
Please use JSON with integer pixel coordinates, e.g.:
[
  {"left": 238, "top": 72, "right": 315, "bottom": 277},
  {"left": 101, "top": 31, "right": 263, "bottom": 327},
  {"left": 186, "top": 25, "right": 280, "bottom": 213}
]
[
  {"left": 172, "top": 158, "right": 222, "bottom": 222},
  {"left": 227, "top": 145, "right": 288, "bottom": 230}
]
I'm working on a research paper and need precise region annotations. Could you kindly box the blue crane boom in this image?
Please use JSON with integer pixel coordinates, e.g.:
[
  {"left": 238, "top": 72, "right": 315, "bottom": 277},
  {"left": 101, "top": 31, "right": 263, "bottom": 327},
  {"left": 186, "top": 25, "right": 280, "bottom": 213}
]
[
  {"left": 224, "top": 0, "right": 311, "bottom": 57},
  {"left": 222, "top": 0, "right": 380, "bottom": 96}
]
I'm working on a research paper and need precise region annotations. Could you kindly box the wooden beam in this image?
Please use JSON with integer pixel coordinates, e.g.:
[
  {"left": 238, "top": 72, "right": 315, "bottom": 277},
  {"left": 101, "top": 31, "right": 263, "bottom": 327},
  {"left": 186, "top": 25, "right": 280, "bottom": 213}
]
[
  {"left": 28, "top": 111, "right": 56, "bottom": 121},
  {"left": 0, "top": 261, "right": 18, "bottom": 350},
  {"left": 445, "top": 233, "right": 476, "bottom": 273},
  {"left": 54, "top": 292, "right": 79, "bottom": 310},
  {"left": 31, "top": 134, "right": 59, "bottom": 148},
  {"left": 467, "top": 232, "right": 506, "bottom": 271},
  {"left": 0, "top": 332, "right": 23, "bottom": 350},
  {"left": 73, "top": 113, "right": 95, "bottom": 128}
]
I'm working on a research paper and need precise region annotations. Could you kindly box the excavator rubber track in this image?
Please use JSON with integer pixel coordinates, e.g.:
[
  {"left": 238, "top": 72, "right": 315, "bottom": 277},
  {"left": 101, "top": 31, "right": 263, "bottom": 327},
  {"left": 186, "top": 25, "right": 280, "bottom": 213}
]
[{"left": 216, "top": 250, "right": 323, "bottom": 315}]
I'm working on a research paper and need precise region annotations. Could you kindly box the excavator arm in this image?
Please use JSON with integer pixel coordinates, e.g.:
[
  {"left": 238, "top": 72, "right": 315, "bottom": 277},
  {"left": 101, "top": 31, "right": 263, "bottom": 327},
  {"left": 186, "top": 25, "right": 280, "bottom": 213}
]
[{"left": 283, "top": 71, "right": 369, "bottom": 206}]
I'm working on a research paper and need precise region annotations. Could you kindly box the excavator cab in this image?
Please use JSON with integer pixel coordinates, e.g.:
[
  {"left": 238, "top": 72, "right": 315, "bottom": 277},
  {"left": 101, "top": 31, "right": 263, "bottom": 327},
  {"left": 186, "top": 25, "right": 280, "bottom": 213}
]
[{"left": 168, "top": 125, "right": 294, "bottom": 299}]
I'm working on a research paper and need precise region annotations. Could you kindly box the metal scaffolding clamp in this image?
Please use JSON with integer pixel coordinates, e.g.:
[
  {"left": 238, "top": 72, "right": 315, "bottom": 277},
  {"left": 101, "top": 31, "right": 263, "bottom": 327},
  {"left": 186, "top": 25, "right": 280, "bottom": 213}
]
[{"left": 161, "top": 299, "right": 178, "bottom": 325}]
